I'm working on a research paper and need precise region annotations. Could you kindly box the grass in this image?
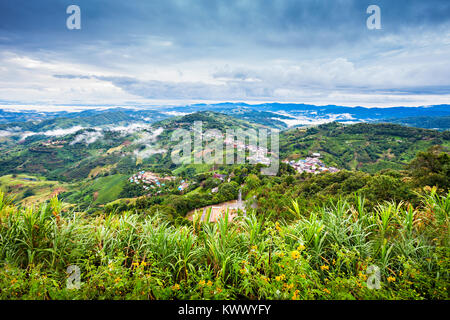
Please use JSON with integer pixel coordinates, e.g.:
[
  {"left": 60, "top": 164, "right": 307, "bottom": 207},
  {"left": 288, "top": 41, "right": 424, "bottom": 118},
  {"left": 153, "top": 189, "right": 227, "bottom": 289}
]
[
  {"left": 90, "top": 175, "right": 128, "bottom": 204},
  {"left": 0, "top": 174, "right": 68, "bottom": 205},
  {"left": 0, "top": 188, "right": 448, "bottom": 300}
]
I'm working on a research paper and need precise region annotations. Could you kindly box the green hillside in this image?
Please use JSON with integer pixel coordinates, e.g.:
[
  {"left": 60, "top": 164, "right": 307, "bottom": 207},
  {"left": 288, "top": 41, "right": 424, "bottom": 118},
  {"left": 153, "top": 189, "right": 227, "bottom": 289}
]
[{"left": 280, "top": 122, "right": 450, "bottom": 173}]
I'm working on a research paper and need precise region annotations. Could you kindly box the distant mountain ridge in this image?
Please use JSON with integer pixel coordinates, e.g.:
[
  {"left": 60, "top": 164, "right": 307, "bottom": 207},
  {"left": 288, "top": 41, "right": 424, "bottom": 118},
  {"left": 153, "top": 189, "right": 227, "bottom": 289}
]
[{"left": 2, "top": 103, "right": 450, "bottom": 130}]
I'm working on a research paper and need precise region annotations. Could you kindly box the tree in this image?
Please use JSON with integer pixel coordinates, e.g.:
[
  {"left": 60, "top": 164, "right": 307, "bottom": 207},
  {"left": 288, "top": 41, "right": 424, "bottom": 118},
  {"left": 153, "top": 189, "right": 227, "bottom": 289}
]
[
  {"left": 163, "top": 195, "right": 190, "bottom": 217},
  {"left": 147, "top": 205, "right": 175, "bottom": 221},
  {"left": 245, "top": 174, "right": 261, "bottom": 190},
  {"left": 218, "top": 181, "right": 239, "bottom": 201},
  {"left": 23, "top": 188, "right": 35, "bottom": 198},
  {"left": 408, "top": 146, "right": 450, "bottom": 190}
]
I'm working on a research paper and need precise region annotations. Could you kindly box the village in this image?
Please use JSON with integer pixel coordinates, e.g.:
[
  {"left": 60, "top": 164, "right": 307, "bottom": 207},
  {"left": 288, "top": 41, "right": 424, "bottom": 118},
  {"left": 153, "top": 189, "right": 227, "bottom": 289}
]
[
  {"left": 223, "top": 134, "right": 272, "bottom": 166},
  {"left": 283, "top": 153, "right": 339, "bottom": 174},
  {"left": 128, "top": 171, "right": 189, "bottom": 193}
]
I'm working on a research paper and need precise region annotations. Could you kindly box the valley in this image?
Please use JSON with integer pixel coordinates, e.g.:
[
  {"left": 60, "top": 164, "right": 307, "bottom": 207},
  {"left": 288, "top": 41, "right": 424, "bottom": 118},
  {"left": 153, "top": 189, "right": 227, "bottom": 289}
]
[{"left": 0, "top": 104, "right": 449, "bottom": 300}]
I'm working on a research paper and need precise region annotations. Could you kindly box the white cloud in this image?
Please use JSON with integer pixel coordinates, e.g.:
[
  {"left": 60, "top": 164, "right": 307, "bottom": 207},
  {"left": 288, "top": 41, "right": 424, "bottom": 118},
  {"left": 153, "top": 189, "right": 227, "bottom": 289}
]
[{"left": 70, "top": 130, "right": 104, "bottom": 145}]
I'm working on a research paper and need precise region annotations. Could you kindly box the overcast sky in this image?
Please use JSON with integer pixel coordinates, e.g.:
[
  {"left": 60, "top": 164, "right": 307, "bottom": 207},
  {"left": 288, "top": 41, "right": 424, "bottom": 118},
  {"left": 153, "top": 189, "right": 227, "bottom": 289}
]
[{"left": 0, "top": 0, "right": 449, "bottom": 109}]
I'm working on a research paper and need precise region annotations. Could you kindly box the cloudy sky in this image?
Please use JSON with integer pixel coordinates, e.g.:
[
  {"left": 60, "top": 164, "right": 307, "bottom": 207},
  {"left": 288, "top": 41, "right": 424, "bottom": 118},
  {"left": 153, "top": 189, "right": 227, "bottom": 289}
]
[{"left": 0, "top": 0, "right": 449, "bottom": 109}]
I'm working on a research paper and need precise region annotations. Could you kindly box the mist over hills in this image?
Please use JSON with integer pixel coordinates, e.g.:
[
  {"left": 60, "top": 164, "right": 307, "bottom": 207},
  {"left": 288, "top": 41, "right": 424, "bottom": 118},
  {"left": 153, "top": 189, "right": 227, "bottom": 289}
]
[{"left": 1, "top": 103, "right": 450, "bottom": 132}]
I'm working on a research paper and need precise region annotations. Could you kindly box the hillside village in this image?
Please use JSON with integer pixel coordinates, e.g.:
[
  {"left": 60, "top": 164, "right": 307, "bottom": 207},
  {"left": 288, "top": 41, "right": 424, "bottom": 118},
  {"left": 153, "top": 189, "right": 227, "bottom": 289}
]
[
  {"left": 283, "top": 153, "right": 339, "bottom": 174},
  {"left": 128, "top": 171, "right": 189, "bottom": 193}
]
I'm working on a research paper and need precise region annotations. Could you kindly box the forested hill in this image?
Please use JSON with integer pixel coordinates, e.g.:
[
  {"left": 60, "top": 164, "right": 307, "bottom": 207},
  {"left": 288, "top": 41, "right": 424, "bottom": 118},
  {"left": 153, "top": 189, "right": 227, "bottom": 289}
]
[{"left": 280, "top": 122, "right": 450, "bottom": 173}]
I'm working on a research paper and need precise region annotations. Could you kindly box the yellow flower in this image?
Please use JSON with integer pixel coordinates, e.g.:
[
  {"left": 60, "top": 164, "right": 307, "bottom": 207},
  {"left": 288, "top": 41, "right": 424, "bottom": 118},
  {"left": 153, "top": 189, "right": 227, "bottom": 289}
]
[
  {"left": 320, "top": 265, "right": 329, "bottom": 271},
  {"left": 297, "top": 244, "right": 306, "bottom": 251},
  {"left": 387, "top": 276, "right": 396, "bottom": 283},
  {"left": 358, "top": 272, "right": 367, "bottom": 281},
  {"left": 275, "top": 274, "right": 286, "bottom": 281},
  {"left": 283, "top": 283, "right": 294, "bottom": 290},
  {"left": 291, "top": 250, "right": 300, "bottom": 260},
  {"left": 172, "top": 284, "right": 180, "bottom": 291},
  {"left": 275, "top": 222, "right": 281, "bottom": 232}
]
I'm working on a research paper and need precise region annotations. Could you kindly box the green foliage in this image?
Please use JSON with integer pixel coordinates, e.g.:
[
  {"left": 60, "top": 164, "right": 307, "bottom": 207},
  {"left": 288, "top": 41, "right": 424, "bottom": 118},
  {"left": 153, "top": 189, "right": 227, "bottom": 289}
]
[
  {"left": 0, "top": 189, "right": 448, "bottom": 300},
  {"left": 280, "top": 122, "right": 450, "bottom": 172},
  {"left": 408, "top": 145, "right": 450, "bottom": 190}
]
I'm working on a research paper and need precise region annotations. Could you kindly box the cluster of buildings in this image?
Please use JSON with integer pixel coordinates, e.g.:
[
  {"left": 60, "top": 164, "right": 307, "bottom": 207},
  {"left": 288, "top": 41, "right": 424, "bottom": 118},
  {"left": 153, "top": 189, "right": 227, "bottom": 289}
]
[
  {"left": 177, "top": 180, "right": 189, "bottom": 191},
  {"left": 129, "top": 171, "right": 190, "bottom": 193},
  {"left": 41, "top": 140, "right": 66, "bottom": 148},
  {"left": 283, "top": 153, "right": 339, "bottom": 174},
  {"left": 128, "top": 171, "right": 175, "bottom": 191},
  {"left": 223, "top": 136, "right": 272, "bottom": 166}
]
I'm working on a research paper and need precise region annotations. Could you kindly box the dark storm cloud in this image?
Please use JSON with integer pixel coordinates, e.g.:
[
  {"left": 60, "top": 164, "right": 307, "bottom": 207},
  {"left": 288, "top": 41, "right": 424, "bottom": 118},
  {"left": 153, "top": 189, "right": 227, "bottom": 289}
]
[
  {"left": 1, "top": 0, "right": 450, "bottom": 105},
  {"left": 1, "top": 0, "right": 449, "bottom": 52}
]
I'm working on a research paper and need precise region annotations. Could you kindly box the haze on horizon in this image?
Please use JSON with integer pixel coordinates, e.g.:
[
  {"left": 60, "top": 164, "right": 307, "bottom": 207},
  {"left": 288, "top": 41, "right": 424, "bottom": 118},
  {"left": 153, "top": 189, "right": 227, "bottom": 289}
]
[{"left": 0, "top": 0, "right": 449, "bottom": 110}]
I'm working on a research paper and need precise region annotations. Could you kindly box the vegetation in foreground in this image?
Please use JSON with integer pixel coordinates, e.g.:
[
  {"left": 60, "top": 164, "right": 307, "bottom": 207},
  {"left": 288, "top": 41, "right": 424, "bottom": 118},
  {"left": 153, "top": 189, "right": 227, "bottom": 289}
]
[{"left": 0, "top": 187, "right": 448, "bottom": 300}]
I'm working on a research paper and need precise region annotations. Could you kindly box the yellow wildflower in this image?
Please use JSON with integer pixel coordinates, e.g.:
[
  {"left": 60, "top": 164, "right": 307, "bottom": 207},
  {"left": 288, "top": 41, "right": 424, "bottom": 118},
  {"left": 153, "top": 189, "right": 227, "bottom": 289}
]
[
  {"left": 275, "top": 274, "right": 286, "bottom": 281},
  {"left": 283, "top": 283, "right": 294, "bottom": 290},
  {"left": 275, "top": 222, "right": 281, "bottom": 232},
  {"left": 291, "top": 250, "right": 300, "bottom": 260},
  {"left": 387, "top": 276, "right": 396, "bottom": 283},
  {"left": 172, "top": 284, "right": 180, "bottom": 291}
]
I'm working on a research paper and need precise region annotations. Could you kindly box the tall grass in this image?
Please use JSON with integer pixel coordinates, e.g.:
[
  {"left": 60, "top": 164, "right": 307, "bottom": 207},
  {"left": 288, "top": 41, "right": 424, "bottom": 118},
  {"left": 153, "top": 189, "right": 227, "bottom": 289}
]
[{"left": 0, "top": 190, "right": 448, "bottom": 300}]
